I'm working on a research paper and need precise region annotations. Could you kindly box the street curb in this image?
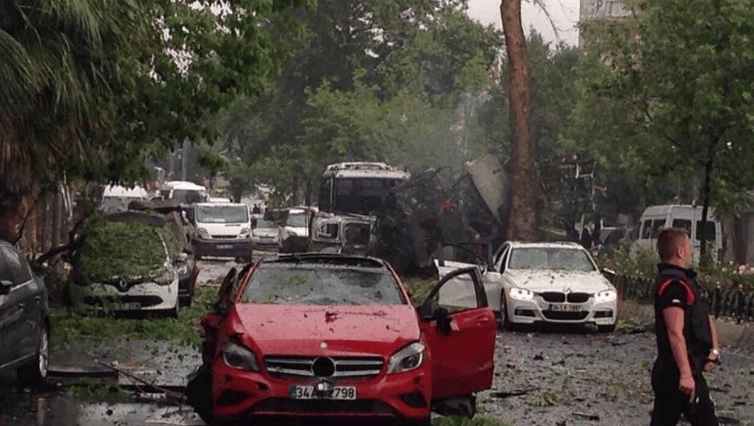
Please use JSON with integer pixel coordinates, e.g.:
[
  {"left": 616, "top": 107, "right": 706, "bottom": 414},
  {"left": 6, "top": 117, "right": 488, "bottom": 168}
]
[{"left": 618, "top": 300, "right": 754, "bottom": 351}]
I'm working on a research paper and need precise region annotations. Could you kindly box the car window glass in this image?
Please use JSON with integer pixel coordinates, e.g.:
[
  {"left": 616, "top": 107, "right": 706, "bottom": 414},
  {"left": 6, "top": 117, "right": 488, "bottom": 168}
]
[
  {"left": 672, "top": 219, "right": 692, "bottom": 234},
  {"left": 695, "top": 221, "right": 716, "bottom": 241},
  {"left": 240, "top": 264, "right": 404, "bottom": 306},
  {"left": 2, "top": 246, "right": 32, "bottom": 285},
  {"left": 641, "top": 220, "right": 652, "bottom": 239},
  {"left": 651, "top": 219, "right": 666, "bottom": 238},
  {"left": 430, "top": 270, "right": 481, "bottom": 313}
]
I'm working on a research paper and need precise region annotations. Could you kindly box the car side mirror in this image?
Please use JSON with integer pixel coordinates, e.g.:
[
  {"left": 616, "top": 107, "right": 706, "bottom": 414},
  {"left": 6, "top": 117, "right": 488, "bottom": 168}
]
[
  {"left": 0, "top": 280, "right": 12, "bottom": 295},
  {"left": 433, "top": 307, "right": 452, "bottom": 335},
  {"left": 601, "top": 268, "right": 616, "bottom": 280}
]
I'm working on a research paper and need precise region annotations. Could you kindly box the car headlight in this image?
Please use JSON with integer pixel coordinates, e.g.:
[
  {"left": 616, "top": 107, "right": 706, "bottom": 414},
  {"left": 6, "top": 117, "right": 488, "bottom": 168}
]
[
  {"left": 197, "top": 228, "right": 210, "bottom": 239},
  {"left": 509, "top": 287, "right": 534, "bottom": 301},
  {"left": 154, "top": 272, "right": 175, "bottom": 285},
  {"left": 595, "top": 290, "right": 617, "bottom": 303},
  {"left": 240, "top": 228, "right": 250, "bottom": 236},
  {"left": 221, "top": 341, "right": 259, "bottom": 371},
  {"left": 388, "top": 342, "right": 425, "bottom": 374}
]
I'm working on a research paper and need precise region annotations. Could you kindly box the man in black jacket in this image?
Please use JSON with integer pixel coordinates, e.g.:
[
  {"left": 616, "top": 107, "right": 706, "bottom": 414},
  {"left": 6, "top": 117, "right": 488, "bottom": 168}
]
[{"left": 650, "top": 228, "right": 720, "bottom": 426}]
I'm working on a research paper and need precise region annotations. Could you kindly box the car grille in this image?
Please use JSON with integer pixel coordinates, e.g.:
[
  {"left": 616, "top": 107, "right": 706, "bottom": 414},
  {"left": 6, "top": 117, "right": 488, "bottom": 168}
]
[
  {"left": 211, "top": 235, "right": 238, "bottom": 239},
  {"left": 541, "top": 292, "right": 566, "bottom": 303},
  {"left": 542, "top": 311, "right": 590, "bottom": 320},
  {"left": 83, "top": 295, "right": 163, "bottom": 308},
  {"left": 567, "top": 292, "right": 591, "bottom": 303},
  {"left": 264, "top": 356, "right": 384, "bottom": 379}
]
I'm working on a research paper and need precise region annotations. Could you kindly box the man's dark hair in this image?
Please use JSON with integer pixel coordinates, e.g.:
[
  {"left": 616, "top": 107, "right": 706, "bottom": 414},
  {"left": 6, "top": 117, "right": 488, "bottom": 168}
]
[{"left": 657, "top": 228, "right": 691, "bottom": 261}]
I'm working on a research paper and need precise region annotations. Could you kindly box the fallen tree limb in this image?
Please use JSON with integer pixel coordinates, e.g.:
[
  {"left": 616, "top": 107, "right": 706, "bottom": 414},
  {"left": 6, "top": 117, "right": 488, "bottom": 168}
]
[{"left": 95, "top": 360, "right": 185, "bottom": 403}]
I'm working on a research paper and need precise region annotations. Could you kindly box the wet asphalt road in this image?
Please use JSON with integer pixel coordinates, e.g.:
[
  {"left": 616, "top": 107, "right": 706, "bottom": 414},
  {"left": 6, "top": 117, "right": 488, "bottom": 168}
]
[{"left": 1, "top": 256, "right": 752, "bottom": 426}]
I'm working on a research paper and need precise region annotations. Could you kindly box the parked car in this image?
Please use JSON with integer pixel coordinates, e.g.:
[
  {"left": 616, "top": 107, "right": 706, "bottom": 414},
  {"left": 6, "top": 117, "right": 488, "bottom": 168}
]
[
  {"left": 631, "top": 204, "right": 724, "bottom": 264},
  {"left": 186, "top": 253, "right": 496, "bottom": 425},
  {"left": 0, "top": 240, "right": 50, "bottom": 384},
  {"left": 435, "top": 241, "right": 618, "bottom": 333},
  {"left": 250, "top": 214, "right": 280, "bottom": 251},
  {"left": 69, "top": 212, "right": 187, "bottom": 317},
  {"left": 191, "top": 202, "right": 253, "bottom": 261}
]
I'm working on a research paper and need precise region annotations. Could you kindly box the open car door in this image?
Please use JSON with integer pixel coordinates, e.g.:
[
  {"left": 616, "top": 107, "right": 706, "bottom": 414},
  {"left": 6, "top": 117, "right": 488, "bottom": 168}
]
[
  {"left": 434, "top": 247, "right": 507, "bottom": 314},
  {"left": 419, "top": 266, "right": 496, "bottom": 413}
]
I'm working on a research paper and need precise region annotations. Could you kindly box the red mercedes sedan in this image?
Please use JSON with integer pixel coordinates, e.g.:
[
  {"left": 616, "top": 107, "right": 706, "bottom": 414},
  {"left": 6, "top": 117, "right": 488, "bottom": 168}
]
[{"left": 188, "top": 253, "right": 496, "bottom": 425}]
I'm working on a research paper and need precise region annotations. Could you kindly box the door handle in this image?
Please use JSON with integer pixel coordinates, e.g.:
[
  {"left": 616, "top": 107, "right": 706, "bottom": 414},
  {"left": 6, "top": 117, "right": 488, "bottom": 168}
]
[
  {"left": 18, "top": 302, "right": 25, "bottom": 308},
  {"left": 35, "top": 296, "right": 41, "bottom": 303}
]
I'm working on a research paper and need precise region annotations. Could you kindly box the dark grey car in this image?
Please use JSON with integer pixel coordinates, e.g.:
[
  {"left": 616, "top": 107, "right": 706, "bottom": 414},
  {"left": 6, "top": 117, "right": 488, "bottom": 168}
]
[{"left": 0, "top": 240, "right": 50, "bottom": 385}]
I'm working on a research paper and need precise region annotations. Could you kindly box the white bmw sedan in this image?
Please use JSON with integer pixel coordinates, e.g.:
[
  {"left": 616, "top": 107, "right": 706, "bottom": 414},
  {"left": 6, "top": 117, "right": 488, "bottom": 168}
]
[{"left": 435, "top": 242, "right": 618, "bottom": 332}]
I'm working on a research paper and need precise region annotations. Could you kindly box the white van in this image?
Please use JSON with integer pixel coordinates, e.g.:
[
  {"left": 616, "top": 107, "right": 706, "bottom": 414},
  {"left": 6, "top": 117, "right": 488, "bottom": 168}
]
[
  {"left": 100, "top": 185, "right": 149, "bottom": 213},
  {"left": 191, "top": 202, "right": 252, "bottom": 261},
  {"left": 159, "top": 181, "right": 209, "bottom": 204},
  {"left": 631, "top": 204, "right": 724, "bottom": 263}
]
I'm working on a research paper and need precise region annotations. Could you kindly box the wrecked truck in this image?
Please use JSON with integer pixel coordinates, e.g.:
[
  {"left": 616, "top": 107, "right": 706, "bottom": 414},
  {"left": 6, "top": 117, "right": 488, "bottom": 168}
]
[
  {"left": 373, "top": 154, "right": 511, "bottom": 275},
  {"left": 309, "top": 162, "right": 410, "bottom": 254}
]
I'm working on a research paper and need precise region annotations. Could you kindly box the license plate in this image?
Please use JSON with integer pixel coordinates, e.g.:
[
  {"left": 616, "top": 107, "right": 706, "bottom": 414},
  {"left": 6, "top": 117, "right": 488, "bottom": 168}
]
[
  {"left": 217, "top": 244, "right": 233, "bottom": 249},
  {"left": 116, "top": 302, "right": 141, "bottom": 310},
  {"left": 549, "top": 304, "right": 582, "bottom": 312},
  {"left": 289, "top": 385, "right": 357, "bottom": 400}
]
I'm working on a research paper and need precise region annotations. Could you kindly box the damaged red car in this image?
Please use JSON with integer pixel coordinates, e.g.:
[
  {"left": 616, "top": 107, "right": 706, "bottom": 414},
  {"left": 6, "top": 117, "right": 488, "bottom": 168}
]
[{"left": 187, "top": 253, "right": 496, "bottom": 425}]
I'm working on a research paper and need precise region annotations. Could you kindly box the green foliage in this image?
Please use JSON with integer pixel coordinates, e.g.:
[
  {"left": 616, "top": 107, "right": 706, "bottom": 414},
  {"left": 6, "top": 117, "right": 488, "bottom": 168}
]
[
  {"left": 51, "top": 286, "right": 216, "bottom": 349},
  {"left": 600, "top": 242, "right": 659, "bottom": 280},
  {"left": 402, "top": 277, "right": 436, "bottom": 307},
  {"left": 220, "top": 1, "right": 502, "bottom": 200},
  {"left": 529, "top": 392, "right": 559, "bottom": 407},
  {"left": 66, "top": 379, "right": 132, "bottom": 402},
  {"left": 1, "top": 0, "right": 311, "bottom": 198},
  {"left": 583, "top": 0, "right": 754, "bottom": 223},
  {"left": 77, "top": 217, "right": 178, "bottom": 283},
  {"left": 432, "top": 416, "right": 512, "bottom": 426}
]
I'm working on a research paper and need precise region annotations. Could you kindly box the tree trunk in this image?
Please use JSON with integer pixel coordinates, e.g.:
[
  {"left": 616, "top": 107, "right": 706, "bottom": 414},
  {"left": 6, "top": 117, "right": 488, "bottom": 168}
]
[{"left": 501, "top": 0, "right": 538, "bottom": 241}]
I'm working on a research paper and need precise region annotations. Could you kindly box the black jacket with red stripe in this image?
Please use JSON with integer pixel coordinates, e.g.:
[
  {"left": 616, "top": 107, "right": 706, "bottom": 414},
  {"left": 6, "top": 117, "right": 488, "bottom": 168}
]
[{"left": 653, "top": 263, "right": 714, "bottom": 374}]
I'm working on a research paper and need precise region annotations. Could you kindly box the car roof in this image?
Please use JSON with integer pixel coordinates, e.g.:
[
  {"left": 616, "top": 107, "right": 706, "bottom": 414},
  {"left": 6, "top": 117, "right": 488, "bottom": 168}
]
[
  {"left": 196, "top": 202, "right": 246, "bottom": 207},
  {"left": 161, "top": 181, "right": 207, "bottom": 191},
  {"left": 258, "top": 253, "right": 388, "bottom": 269},
  {"left": 506, "top": 241, "right": 587, "bottom": 250}
]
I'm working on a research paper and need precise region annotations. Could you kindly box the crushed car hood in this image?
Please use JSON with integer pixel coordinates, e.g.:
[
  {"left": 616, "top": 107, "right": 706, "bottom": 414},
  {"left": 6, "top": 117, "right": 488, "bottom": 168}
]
[
  {"left": 506, "top": 270, "right": 613, "bottom": 293},
  {"left": 233, "top": 304, "right": 420, "bottom": 356}
]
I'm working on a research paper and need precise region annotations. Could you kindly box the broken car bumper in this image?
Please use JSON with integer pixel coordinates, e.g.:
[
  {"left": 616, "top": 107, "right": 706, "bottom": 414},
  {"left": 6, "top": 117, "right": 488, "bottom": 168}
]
[{"left": 210, "top": 359, "right": 432, "bottom": 422}]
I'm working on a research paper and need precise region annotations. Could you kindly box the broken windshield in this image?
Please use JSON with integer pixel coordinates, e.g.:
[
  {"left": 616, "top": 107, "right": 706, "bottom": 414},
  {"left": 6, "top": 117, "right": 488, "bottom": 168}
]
[
  {"left": 196, "top": 205, "right": 249, "bottom": 223},
  {"left": 508, "top": 247, "right": 596, "bottom": 272},
  {"left": 240, "top": 264, "right": 405, "bottom": 306}
]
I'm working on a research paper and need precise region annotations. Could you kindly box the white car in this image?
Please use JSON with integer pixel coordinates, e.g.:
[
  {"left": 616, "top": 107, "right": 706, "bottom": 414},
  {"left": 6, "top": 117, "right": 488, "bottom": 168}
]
[{"left": 435, "top": 242, "right": 617, "bottom": 332}]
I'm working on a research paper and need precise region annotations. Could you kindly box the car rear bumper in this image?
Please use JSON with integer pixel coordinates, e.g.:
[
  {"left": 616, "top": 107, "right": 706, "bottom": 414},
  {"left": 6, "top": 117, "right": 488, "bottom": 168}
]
[
  {"left": 507, "top": 298, "right": 616, "bottom": 325},
  {"left": 69, "top": 280, "right": 179, "bottom": 312},
  {"left": 193, "top": 237, "right": 252, "bottom": 258},
  {"left": 210, "top": 361, "right": 431, "bottom": 422}
]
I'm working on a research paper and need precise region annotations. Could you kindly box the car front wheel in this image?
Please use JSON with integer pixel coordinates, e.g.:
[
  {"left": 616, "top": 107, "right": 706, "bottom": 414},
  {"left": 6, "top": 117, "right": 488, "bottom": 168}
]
[
  {"left": 18, "top": 324, "right": 49, "bottom": 385},
  {"left": 500, "top": 298, "right": 514, "bottom": 331}
]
